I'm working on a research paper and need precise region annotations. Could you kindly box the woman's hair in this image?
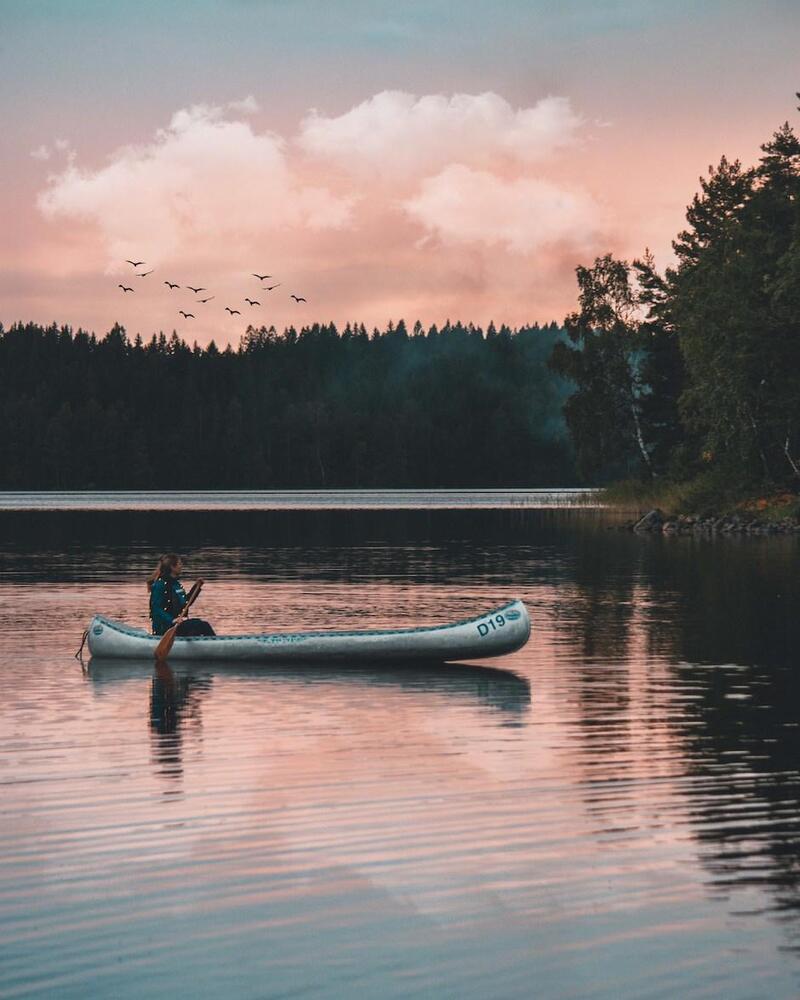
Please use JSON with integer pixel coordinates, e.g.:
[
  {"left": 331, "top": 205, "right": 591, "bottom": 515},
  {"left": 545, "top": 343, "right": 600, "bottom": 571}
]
[{"left": 146, "top": 553, "right": 182, "bottom": 591}]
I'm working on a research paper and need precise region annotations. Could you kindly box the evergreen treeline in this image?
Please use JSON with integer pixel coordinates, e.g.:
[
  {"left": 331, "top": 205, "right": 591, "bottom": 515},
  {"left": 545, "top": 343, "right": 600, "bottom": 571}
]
[
  {"left": 551, "top": 101, "right": 800, "bottom": 501},
  {"left": 0, "top": 319, "right": 575, "bottom": 489}
]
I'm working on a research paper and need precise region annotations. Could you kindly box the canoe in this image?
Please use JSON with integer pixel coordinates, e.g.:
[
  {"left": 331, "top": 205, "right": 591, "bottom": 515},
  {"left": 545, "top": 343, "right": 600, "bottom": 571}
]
[{"left": 86, "top": 599, "right": 530, "bottom": 663}]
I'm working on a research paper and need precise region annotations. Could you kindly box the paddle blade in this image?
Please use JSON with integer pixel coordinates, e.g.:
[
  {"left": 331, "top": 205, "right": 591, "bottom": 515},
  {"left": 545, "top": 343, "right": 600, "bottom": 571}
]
[{"left": 154, "top": 623, "right": 179, "bottom": 660}]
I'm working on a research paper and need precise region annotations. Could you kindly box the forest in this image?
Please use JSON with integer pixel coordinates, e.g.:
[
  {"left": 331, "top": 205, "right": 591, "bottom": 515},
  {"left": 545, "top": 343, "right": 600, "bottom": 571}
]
[
  {"left": 0, "top": 319, "right": 575, "bottom": 489},
  {"left": 551, "top": 105, "right": 800, "bottom": 508}
]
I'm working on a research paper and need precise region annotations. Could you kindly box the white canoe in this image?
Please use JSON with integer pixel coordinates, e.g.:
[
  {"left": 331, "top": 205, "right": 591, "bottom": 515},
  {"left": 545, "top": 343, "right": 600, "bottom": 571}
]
[{"left": 86, "top": 599, "right": 530, "bottom": 663}]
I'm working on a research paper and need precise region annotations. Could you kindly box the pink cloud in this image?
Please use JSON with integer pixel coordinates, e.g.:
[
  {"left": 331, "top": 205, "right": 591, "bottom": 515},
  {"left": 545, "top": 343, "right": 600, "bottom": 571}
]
[
  {"left": 297, "top": 91, "right": 584, "bottom": 178},
  {"left": 37, "top": 102, "right": 355, "bottom": 270},
  {"left": 403, "top": 165, "right": 605, "bottom": 255}
]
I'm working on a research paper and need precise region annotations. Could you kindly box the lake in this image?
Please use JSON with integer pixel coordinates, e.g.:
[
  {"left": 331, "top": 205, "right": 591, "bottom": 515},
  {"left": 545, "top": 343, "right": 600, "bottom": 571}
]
[{"left": 1, "top": 494, "right": 799, "bottom": 998}]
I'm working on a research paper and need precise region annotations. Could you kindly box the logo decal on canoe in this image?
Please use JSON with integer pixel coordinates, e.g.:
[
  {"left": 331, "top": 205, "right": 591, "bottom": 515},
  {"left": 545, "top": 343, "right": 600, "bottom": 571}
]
[
  {"left": 505, "top": 610, "right": 521, "bottom": 621},
  {"left": 92, "top": 625, "right": 103, "bottom": 636},
  {"left": 257, "top": 635, "right": 307, "bottom": 644}
]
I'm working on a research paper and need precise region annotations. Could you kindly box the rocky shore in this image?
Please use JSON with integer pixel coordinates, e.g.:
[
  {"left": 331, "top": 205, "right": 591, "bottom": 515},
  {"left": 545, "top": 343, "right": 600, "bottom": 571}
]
[{"left": 612, "top": 508, "right": 800, "bottom": 536}]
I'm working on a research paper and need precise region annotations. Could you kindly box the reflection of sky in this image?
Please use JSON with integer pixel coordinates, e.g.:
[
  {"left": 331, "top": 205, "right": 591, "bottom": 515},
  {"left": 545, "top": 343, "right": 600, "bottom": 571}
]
[{"left": 2, "top": 1, "right": 798, "bottom": 342}]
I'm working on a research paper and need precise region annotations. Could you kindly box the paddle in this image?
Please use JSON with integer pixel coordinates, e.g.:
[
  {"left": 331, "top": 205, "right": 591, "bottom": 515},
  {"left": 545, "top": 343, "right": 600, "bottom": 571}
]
[{"left": 154, "top": 581, "right": 203, "bottom": 661}]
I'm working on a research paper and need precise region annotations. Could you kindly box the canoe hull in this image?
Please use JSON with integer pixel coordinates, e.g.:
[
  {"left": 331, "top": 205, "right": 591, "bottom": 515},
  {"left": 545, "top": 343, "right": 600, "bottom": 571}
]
[{"left": 86, "top": 600, "right": 530, "bottom": 663}]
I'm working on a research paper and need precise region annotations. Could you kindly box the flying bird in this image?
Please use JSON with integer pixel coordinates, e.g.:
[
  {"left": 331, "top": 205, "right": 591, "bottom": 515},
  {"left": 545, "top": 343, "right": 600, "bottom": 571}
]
[
  {"left": 245, "top": 298, "right": 260, "bottom": 306},
  {"left": 179, "top": 311, "right": 195, "bottom": 319},
  {"left": 164, "top": 281, "right": 180, "bottom": 289},
  {"left": 252, "top": 273, "right": 271, "bottom": 281},
  {"left": 186, "top": 286, "right": 206, "bottom": 293},
  {"left": 197, "top": 296, "right": 215, "bottom": 303},
  {"left": 137, "top": 269, "right": 154, "bottom": 277},
  {"left": 264, "top": 283, "right": 281, "bottom": 291},
  {"left": 126, "top": 260, "right": 145, "bottom": 268},
  {"left": 118, "top": 284, "right": 134, "bottom": 293},
  {"left": 225, "top": 307, "right": 241, "bottom": 315},
  {"left": 290, "top": 294, "right": 306, "bottom": 303}
]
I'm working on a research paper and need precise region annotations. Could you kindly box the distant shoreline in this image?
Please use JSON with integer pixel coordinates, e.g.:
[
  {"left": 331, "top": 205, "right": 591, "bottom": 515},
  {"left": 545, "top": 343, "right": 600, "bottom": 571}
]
[{"left": 0, "top": 488, "right": 603, "bottom": 513}]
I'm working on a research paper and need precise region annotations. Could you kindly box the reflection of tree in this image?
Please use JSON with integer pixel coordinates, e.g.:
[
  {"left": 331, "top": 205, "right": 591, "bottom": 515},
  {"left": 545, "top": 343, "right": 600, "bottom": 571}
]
[
  {"left": 674, "top": 658, "right": 800, "bottom": 952},
  {"left": 547, "top": 525, "right": 644, "bottom": 664},
  {"left": 641, "top": 536, "right": 800, "bottom": 952},
  {"left": 552, "top": 529, "right": 799, "bottom": 684},
  {"left": 553, "top": 528, "right": 800, "bottom": 950},
  {"left": 149, "top": 663, "right": 212, "bottom": 793},
  {"left": 635, "top": 537, "right": 799, "bottom": 670}
]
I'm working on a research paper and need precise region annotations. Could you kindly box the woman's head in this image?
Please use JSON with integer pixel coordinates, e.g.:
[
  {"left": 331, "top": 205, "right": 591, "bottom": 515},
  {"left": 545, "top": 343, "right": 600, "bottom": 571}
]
[{"left": 146, "top": 553, "right": 183, "bottom": 590}]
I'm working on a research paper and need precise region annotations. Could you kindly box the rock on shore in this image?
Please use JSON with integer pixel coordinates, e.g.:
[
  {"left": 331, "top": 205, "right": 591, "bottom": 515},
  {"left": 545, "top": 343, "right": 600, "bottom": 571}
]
[{"left": 612, "top": 508, "right": 800, "bottom": 535}]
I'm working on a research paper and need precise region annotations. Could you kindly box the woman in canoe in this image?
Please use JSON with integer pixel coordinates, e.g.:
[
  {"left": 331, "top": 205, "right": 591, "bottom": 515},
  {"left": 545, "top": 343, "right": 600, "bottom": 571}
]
[{"left": 147, "top": 553, "right": 215, "bottom": 637}]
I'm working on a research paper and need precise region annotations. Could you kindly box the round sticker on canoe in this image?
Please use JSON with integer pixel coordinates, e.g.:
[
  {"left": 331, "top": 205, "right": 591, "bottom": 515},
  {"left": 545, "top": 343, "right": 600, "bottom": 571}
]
[
  {"left": 505, "top": 610, "right": 521, "bottom": 621},
  {"left": 92, "top": 624, "right": 104, "bottom": 636}
]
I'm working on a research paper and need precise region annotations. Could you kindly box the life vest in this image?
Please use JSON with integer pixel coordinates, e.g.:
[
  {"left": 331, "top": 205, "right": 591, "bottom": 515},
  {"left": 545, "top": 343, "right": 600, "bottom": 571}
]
[{"left": 157, "top": 575, "right": 187, "bottom": 619}]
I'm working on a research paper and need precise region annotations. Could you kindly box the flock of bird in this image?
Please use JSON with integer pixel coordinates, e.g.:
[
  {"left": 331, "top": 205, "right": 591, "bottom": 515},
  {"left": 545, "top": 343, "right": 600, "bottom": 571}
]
[{"left": 116, "top": 260, "right": 307, "bottom": 322}]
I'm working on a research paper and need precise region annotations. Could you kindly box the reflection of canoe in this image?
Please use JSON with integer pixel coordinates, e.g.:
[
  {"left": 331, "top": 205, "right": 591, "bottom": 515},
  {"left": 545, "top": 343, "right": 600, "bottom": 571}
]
[
  {"left": 87, "top": 599, "right": 530, "bottom": 663},
  {"left": 86, "top": 660, "right": 532, "bottom": 715}
]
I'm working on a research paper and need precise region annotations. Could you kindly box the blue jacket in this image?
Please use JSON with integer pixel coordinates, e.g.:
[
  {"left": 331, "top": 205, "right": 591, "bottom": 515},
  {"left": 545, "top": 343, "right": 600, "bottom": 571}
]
[{"left": 150, "top": 575, "right": 187, "bottom": 635}]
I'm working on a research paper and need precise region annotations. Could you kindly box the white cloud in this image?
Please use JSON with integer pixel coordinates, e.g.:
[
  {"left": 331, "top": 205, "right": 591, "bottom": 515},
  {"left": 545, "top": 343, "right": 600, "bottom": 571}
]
[
  {"left": 227, "top": 95, "right": 260, "bottom": 115},
  {"left": 403, "top": 164, "right": 604, "bottom": 255},
  {"left": 297, "top": 91, "right": 583, "bottom": 177},
  {"left": 37, "top": 102, "right": 354, "bottom": 265},
  {"left": 32, "top": 138, "right": 76, "bottom": 164}
]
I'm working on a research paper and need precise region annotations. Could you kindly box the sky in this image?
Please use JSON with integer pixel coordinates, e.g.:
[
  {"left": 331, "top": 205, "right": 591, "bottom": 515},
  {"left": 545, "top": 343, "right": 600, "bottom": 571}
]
[{"left": 1, "top": 0, "right": 798, "bottom": 346}]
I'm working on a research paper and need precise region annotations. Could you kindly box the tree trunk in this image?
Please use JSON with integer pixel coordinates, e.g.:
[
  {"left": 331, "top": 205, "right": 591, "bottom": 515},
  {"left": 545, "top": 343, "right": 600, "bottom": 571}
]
[
  {"left": 784, "top": 424, "right": 800, "bottom": 479},
  {"left": 629, "top": 395, "right": 655, "bottom": 477},
  {"left": 744, "top": 403, "right": 771, "bottom": 480}
]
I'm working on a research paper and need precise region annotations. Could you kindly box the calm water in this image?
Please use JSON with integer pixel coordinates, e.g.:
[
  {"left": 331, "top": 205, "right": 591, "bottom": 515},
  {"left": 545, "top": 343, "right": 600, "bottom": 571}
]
[{"left": 1, "top": 501, "right": 799, "bottom": 999}]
